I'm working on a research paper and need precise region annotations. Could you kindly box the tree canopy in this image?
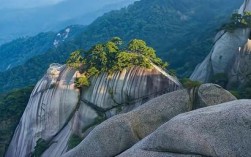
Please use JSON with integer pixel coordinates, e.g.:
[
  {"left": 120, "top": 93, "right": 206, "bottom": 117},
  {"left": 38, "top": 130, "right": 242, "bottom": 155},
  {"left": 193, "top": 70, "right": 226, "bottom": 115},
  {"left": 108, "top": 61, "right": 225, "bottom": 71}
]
[
  {"left": 222, "top": 11, "right": 251, "bottom": 32},
  {"left": 67, "top": 38, "right": 167, "bottom": 87}
]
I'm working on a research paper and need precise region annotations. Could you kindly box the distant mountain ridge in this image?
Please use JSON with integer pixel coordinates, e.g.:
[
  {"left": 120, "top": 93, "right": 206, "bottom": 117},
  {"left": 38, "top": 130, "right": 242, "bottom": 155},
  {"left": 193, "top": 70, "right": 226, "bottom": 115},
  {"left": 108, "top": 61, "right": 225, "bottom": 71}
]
[
  {"left": 0, "top": 0, "right": 137, "bottom": 45},
  {"left": 0, "top": 25, "right": 85, "bottom": 72},
  {"left": 0, "top": 0, "right": 243, "bottom": 93}
]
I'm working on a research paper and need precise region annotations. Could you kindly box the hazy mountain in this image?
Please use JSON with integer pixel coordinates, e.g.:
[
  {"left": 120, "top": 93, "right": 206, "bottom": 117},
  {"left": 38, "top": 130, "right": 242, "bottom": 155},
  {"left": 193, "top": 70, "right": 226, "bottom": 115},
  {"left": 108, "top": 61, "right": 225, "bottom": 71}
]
[
  {"left": 0, "top": 0, "right": 243, "bottom": 93},
  {"left": 0, "top": 0, "right": 137, "bottom": 45}
]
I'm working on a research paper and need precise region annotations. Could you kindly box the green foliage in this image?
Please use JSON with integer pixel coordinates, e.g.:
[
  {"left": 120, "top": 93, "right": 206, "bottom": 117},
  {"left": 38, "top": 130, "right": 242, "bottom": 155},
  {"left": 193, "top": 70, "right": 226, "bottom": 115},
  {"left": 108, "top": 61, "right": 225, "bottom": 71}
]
[
  {"left": 69, "top": 38, "right": 166, "bottom": 88},
  {"left": 230, "top": 80, "right": 251, "bottom": 99},
  {"left": 181, "top": 78, "right": 202, "bottom": 89},
  {"left": 110, "top": 37, "right": 123, "bottom": 46},
  {"left": 113, "top": 52, "right": 151, "bottom": 71},
  {"left": 75, "top": 75, "right": 90, "bottom": 88},
  {"left": 239, "top": 86, "right": 251, "bottom": 98},
  {"left": 31, "top": 138, "right": 50, "bottom": 157},
  {"left": 87, "top": 67, "right": 100, "bottom": 77},
  {"left": 128, "top": 39, "right": 168, "bottom": 68},
  {"left": 0, "top": 86, "right": 33, "bottom": 157},
  {"left": 67, "top": 50, "right": 85, "bottom": 69},
  {"left": 212, "top": 73, "right": 228, "bottom": 88},
  {"left": 68, "top": 134, "right": 83, "bottom": 150},
  {"left": 221, "top": 11, "right": 251, "bottom": 32},
  {"left": 229, "top": 90, "right": 241, "bottom": 98}
]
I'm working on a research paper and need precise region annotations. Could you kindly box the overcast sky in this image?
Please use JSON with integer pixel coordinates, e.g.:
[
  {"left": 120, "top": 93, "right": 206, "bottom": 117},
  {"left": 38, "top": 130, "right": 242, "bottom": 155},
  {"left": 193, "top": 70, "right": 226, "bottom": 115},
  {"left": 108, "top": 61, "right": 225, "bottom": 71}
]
[{"left": 0, "top": 0, "right": 66, "bottom": 9}]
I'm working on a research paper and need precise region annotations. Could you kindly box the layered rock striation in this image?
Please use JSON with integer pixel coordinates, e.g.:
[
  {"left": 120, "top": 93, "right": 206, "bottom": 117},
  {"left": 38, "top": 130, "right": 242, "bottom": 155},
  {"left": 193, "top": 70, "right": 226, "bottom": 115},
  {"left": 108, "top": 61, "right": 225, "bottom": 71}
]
[{"left": 6, "top": 63, "right": 181, "bottom": 157}]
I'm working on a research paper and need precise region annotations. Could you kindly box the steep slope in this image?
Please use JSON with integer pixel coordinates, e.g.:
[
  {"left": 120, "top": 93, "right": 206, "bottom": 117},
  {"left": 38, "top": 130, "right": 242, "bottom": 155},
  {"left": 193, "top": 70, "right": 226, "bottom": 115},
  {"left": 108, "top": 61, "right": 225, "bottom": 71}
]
[
  {"left": 6, "top": 64, "right": 181, "bottom": 157},
  {"left": 0, "top": 0, "right": 243, "bottom": 93},
  {"left": 190, "top": 0, "right": 251, "bottom": 96}
]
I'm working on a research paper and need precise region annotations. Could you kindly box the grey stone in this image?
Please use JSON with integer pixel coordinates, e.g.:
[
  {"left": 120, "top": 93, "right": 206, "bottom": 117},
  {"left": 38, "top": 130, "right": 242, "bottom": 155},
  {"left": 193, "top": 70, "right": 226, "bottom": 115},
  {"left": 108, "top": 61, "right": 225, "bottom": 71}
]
[
  {"left": 62, "top": 90, "right": 191, "bottom": 157},
  {"left": 62, "top": 84, "right": 236, "bottom": 157},
  {"left": 195, "top": 83, "right": 236, "bottom": 109},
  {"left": 119, "top": 100, "right": 251, "bottom": 157}
]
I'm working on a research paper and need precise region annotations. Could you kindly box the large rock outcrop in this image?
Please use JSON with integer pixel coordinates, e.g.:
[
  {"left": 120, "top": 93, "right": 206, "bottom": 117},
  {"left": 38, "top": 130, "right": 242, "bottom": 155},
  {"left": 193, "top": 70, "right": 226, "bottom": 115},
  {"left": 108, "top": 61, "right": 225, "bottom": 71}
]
[
  {"left": 6, "top": 64, "right": 79, "bottom": 157},
  {"left": 119, "top": 100, "right": 251, "bottom": 157},
  {"left": 6, "top": 64, "right": 181, "bottom": 157},
  {"left": 62, "top": 84, "right": 236, "bottom": 157},
  {"left": 190, "top": 0, "right": 251, "bottom": 87}
]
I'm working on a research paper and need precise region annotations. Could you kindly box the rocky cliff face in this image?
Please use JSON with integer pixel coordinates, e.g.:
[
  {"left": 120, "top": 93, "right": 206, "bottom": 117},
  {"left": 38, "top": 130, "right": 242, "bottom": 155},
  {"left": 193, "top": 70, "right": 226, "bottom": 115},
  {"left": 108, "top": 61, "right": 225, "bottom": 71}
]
[
  {"left": 190, "top": 0, "right": 251, "bottom": 88},
  {"left": 6, "top": 64, "right": 181, "bottom": 157}
]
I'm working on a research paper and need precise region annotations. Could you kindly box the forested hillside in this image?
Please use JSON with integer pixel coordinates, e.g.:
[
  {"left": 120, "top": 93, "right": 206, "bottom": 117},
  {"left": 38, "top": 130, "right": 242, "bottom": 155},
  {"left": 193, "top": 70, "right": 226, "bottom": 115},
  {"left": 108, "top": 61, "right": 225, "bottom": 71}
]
[
  {"left": 0, "top": 0, "right": 243, "bottom": 93},
  {"left": 0, "top": 86, "right": 33, "bottom": 156},
  {"left": 0, "top": 33, "right": 55, "bottom": 72},
  {"left": 79, "top": 0, "right": 243, "bottom": 75}
]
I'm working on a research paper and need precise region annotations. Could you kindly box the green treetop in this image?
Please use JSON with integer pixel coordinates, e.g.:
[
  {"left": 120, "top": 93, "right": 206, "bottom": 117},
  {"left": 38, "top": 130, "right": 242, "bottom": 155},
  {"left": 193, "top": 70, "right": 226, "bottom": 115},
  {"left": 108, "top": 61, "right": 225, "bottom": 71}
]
[
  {"left": 222, "top": 11, "right": 251, "bottom": 32},
  {"left": 66, "top": 50, "right": 85, "bottom": 69},
  {"left": 67, "top": 38, "right": 168, "bottom": 87}
]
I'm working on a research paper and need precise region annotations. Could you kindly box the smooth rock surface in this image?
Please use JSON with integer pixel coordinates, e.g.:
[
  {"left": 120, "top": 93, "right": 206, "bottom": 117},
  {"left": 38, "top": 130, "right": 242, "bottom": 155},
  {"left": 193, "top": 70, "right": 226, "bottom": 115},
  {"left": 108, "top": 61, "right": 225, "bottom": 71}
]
[
  {"left": 62, "top": 84, "right": 236, "bottom": 157},
  {"left": 119, "top": 100, "right": 251, "bottom": 157},
  {"left": 62, "top": 90, "right": 191, "bottom": 157},
  {"left": 190, "top": 28, "right": 250, "bottom": 82}
]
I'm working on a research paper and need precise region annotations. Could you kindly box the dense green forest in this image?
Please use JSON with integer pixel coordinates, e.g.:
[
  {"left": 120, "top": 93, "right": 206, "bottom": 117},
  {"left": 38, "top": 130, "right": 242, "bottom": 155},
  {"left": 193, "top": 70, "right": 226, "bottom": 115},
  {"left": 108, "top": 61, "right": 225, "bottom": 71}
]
[
  {"left": 0, "top": 86, "right": 34, "bottom": 157},
  {"left": 0, "top": 0, "right": 242, "bottom": 93}
]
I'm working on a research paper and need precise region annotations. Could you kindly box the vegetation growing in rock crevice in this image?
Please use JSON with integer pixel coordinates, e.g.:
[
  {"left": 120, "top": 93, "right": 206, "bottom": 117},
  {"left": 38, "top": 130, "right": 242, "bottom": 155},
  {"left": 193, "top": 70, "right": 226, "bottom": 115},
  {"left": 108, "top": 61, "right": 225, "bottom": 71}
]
[
  {"left": 67, "top": 134, "right": 83, "bottom": 150},
  {"left": 221, "top": 11, "right": 251, "bottom": 32},
  {"left": 229, "top": 80, "right": 251, "bottom": 99},
  {"left": 67, "top": 37, "right": 168, "bottom": 87},
  {"left": 181, "top": 78, "right": 202, "bottom": 89},
  {"left": 211, "top": 73, "right": 228, "bottom": 88},
  {"left": 210, "top": 73, "right": 251, "bottom": 99},
  {"left": 31, "top": 138, "right": 51, "bottom": 157}
]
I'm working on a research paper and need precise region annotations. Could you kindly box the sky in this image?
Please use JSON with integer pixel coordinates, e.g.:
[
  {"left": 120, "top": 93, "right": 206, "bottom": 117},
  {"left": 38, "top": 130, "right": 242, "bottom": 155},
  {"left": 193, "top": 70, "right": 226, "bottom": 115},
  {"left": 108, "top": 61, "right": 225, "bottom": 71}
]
[{"left": 0, "top": 0, "right": 66, "bottom": 9}]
